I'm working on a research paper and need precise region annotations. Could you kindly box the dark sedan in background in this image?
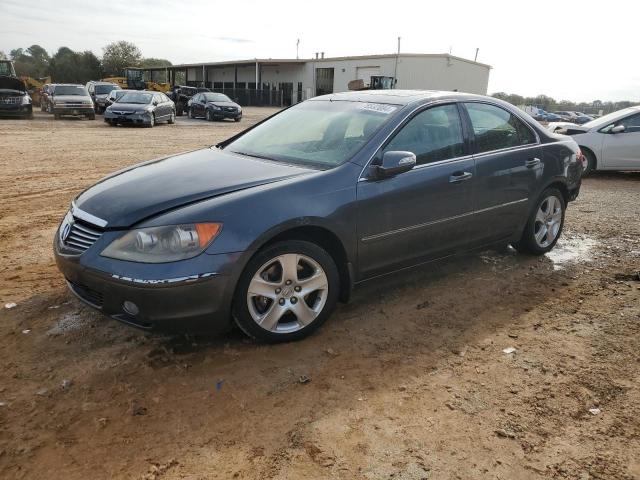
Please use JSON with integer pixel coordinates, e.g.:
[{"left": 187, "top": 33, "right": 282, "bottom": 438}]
[
  {"left": 54, "top": 90, "right": 583, "bottom": 342},
  {"left": 104, "top": 91, "right": 175, "bottom": 127},
  {"left": 188, "top": 92, "right": 242, "bottom": 122}
]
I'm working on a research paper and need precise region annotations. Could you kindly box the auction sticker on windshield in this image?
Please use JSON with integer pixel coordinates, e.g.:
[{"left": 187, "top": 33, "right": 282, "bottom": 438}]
[{"left": 358, "top": 103, "right": 398, "bottom": 114}]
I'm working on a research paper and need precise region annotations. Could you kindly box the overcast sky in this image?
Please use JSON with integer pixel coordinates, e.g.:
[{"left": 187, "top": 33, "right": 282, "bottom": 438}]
[{"left": 2, "top": 0, "right": 638, "bottom": 102}]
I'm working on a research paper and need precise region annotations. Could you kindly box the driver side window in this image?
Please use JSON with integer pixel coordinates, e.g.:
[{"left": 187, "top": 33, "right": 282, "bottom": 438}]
[
  {"left": 618, "top": 113, "right": 640, "bottom": 133},
  {"left": 383, "top": 104, "right": 465, "bottom": 165}
]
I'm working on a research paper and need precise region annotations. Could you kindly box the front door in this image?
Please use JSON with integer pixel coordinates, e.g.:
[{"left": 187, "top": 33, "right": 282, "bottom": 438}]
[
  {"left": 461, "top": 102, "right": 541, "bottom": 244},
  {"left": 601, "top": 112, "right": 640, "bottom": 169},
  {"left": 356, "top": 103, "right": 475, "bottom": 278}
]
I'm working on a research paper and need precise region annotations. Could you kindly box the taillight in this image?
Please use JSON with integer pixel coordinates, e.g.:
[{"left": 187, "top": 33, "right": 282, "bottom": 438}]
[{"left": 577, "top": 149, "right": 587, "bottom": 169}]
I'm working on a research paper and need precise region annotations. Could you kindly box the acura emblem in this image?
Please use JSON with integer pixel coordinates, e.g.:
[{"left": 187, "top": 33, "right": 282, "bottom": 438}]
[{"left": 60, "top": 214, "right": 73, "bottom": 242}]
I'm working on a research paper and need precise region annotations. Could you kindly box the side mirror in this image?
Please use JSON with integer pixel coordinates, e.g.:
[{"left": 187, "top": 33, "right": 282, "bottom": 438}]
[
  {"left": 153, "top": 100, "right": 158, "bottom": 106},
  {"left": 610, "top": 125, "right": 625, "bottom": 134},
  {"left": 376, "top": 151, "right": 416, "bottom": 178}
]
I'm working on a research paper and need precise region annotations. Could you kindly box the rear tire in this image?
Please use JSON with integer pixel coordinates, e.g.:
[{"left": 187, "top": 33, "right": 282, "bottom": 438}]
[
  {"left": 513, "top": 188, "right": 565, "bottom": 255},
  {"left": 189, "top": 108, "right": 196, "bottom": 119},
  {"left": 175, "top": 102, "right": 183, "bottom": 116},
  {"left": 232, "top": 240, "right": 340, "bottom": 343},
  {"left": 234, "top": 117, "right": 241, "bottom": 122},
  {"left": 88, "top": 113, "right": 95, "bottom": 120}
]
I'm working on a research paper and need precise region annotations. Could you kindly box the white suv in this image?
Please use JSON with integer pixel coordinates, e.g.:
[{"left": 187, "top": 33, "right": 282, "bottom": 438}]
[{"left": 548, "top": 106, "right": 640, "bottom": 174}]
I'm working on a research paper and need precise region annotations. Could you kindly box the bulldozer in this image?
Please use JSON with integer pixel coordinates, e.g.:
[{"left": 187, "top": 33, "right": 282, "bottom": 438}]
[
  {"left": 102, "top": 68, "right": 170, "bottom": 92},
  {"left": 0, "top": 59, "right": 17, "bottom": 77},
  {"left": 348, "top": 75, "right": 396, "bottom": 91}
]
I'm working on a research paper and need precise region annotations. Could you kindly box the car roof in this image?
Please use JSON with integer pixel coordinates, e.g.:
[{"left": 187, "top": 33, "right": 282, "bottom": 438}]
[{"left": 311, "top": 89, "right": 492, "bottom": 106}]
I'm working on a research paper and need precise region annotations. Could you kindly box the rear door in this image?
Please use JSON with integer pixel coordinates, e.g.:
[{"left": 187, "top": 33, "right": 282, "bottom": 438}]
[
  {"left": 601, "top": 112, "right": 640, "bottom": 169},
  {"left": 461, "top": 102, "right": 541, "bottom": 244},
  {"left": 356, "top": 102, "right": 475, "bottom": 278}
]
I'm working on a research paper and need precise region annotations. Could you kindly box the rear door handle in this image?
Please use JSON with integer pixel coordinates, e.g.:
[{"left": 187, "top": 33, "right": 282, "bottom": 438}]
[
  {"left": 525, "top": 157, "right": 541, "bottom": 168},
  {"left": 449, "top": 171, "right": 473, "bottom": 183}
]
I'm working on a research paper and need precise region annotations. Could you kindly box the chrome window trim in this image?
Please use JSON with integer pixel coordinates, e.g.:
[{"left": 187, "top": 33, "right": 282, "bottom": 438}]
[
  {"left": 462, "top": 100, "right": 541, "bottom": 145},
  {"left": 360, "top": 198, "right": 529, "bottom": 243},
  {"left": 71, "top": 201, "right": 108, "bottom": 228}
]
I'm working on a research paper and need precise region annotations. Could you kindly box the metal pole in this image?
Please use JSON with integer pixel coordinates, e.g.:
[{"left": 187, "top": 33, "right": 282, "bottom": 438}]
[
  {"left": 474, "top": 48, "right": 479, "bottom": 62},
  {"left": 393, "top": 36, "right": 401, "bottom": 86},
  {"left": 296, "top": 39, "right": 300, "bottom": 60}
]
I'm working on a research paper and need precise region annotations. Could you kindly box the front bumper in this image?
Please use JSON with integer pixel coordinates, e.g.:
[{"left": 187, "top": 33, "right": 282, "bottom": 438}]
[
  {"left": 54, "top": 233, "right": 242, "bottom": 333},
  {"left": 54, "top": 106, "right": 94, "bottom": 116},
  {"left": 0, "top": 104, "right": 32, "bottom": 117},
  {"left": 210, "top": 109, "right": 242, "bottom": 120},
  {"left": 104, "top": 111, "right": 152, "bottom": 125}
]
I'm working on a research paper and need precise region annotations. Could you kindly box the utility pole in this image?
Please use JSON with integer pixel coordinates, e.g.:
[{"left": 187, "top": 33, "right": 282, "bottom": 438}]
[
  {"left": 393, "top": 36, "right": 401, "bottom": 86},
  {"left": 474, "top": 48, "right": 479, "bottom": 62},
  {"left": 296, "top": 39, "right": 300, "bottom": 60}
]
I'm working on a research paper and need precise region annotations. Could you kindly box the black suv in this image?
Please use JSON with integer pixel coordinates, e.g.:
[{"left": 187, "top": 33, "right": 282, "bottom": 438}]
[{"left": 0, "top": 76, "right": 33, "bottom": 119}]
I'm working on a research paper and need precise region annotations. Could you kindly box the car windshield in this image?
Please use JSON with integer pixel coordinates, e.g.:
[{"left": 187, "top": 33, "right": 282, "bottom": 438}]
[
  {"left": 582, "top": 107, "right": 638, "bottom": 129},
  {"left": 203, "top": 93, "right": 231, "bottom": 102},
  {"left": 54, "top": 86, "right": 87, "bottom": 96},
  {"left": 96, "top": 84, "right": 119, "bottom": 95},
  {"left": 118, "top": 92, "right": 153, "bottom": 104},
  {"left": 225, "top": 100, "right": 398, "bottom": 168}
]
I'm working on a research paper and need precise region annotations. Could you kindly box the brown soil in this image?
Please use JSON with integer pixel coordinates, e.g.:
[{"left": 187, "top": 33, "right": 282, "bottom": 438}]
[{"left": 0, "top": 111, "right": 638, "bottom": 480}]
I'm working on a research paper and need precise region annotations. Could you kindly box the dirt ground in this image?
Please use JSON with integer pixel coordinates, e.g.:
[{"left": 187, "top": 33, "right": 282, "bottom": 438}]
[{"left": 0, "top": 111, "right": 638, "bottom": 480}]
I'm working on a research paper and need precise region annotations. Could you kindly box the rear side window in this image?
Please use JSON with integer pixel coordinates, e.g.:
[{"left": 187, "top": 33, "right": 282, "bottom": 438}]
[
  {"left": 383, "top": 104, "right": 465, "bottom": 165},
  {"left": 465, "top": 103, "right": 536, "bottom": 153}
]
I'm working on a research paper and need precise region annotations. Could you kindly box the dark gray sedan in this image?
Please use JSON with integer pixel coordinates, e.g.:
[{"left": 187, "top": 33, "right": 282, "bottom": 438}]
[
  {"left": 188, "top": 92, "right": 242, "bottom": 122},
  {"left": 104, "top": 91, "right": 175, "bottom": 127},
  {"left": 54, "top": 90, "right": 583, "bottom": 342}
]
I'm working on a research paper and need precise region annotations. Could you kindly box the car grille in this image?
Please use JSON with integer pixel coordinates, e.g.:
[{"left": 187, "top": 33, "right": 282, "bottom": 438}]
[
  {"left": 63, "top": 220, "right": 103, "bottom": 253},
  {"left": 67, "top": 280, "right": 104, "bottom": 308},
  {"left": 224, "top": 106, "right": 237, "bottom": 112},
  {"left": 56, "top": 102, "right": 91, "bottom": 108},
  {"left": 0, "top": 96, "right": 21, "bottom": 105}
]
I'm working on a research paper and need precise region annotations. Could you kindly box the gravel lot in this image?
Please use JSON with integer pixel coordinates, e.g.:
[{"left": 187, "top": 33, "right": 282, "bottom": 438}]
[{"left": 0, "top": 111, "right": 639, "bottom": 480}]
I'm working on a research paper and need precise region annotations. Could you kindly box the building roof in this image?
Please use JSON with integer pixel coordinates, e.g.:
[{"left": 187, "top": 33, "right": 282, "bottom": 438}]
[{"left": 142, "top": 53, "right": 491, "bottom": 71}]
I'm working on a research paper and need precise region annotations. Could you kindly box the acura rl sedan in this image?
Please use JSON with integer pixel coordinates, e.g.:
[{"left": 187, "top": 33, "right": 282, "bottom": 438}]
[{"left": 54, "top": 90, "right": 583, "bottom": 342}]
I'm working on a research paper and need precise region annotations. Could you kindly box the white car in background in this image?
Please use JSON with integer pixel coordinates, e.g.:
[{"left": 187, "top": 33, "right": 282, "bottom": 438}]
[{"left": 547, "top": 106, "right": 640, "bottom": 174}]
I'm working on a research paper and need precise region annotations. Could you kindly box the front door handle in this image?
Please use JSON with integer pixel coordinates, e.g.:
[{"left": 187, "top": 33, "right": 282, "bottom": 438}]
[
  {"left": 449, "top": 171, "right": 473, "bottom": 183},
  {"left": 525, "top": 157, "right": 541, "bottom": 168}
]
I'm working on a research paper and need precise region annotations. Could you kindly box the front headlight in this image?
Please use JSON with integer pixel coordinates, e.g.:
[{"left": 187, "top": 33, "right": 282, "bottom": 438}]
[
  {"left": 210, "top": 104, "right": 221, "bottom": 111},
  {"left": 22, "top": 95, "right": 32, "bottom": 105},
  {"left": 101, "top": 223, "right": 222, "bottom": 263}
]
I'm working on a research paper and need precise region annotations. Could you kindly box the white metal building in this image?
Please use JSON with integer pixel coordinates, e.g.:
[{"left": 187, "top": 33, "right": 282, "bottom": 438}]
[{"left": 145, "top": 53, "right": 491, "bottom": 106}]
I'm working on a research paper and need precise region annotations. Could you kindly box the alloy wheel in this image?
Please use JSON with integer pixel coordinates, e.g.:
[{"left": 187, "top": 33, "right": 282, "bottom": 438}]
[
  {"left": 534, "top": 195, "right": 562, "bottom": 248},
  {"left": 246, "top": 253, "right": 329, "bottom": 333}
]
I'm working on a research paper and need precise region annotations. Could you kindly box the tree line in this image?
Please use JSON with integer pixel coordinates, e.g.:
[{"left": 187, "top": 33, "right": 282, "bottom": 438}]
[
  {"left": 0, "top": 41, "right": 172, "bottom": 84},
  {"left": 491, "top": 92, "right": 638, "bottom": 115}
]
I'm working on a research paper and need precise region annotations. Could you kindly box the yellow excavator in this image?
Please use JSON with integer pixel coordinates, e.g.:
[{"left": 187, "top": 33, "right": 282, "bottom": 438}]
[{"left": 102, "top": 68, "right": 170, "bottom": 92}]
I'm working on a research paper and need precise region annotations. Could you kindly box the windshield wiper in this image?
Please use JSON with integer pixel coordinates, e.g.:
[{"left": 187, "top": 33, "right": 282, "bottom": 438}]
[{"left": 231, "top": 151, "right": 274, "bottom": 161}]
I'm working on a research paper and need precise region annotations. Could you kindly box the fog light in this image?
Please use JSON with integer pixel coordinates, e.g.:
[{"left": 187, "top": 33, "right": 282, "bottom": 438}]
[{"left": 123, "top": 301, "right": 139, "bottom": 316}]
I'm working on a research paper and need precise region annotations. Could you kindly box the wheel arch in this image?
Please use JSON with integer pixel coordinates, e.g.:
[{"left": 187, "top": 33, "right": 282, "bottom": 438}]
[
  {"left": 579, "top": 145, "right": 597, "bottom": 170},
  {"left": 243, "top": 223, "right": 353, "bottom": 303}
]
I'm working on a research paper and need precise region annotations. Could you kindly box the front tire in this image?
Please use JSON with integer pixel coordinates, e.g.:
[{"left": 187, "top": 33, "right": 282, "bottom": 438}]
[
  {"left": 513, "top": 188, "right": 565, "bottom": 255},
  {"left": 168, "top": 111, "right": 175, "bottom": 124},
  {"left": 147, "top": 114, "right": 155, "bottom": 128},
  {"left": 232, "top": 240, "right": 340, "bottom": 343},
  {"left": 582, "top": 149, "right": 597, "bottom": 176},
  {"left": 206, "top": 110, "right": 213, "bottom": 122}
]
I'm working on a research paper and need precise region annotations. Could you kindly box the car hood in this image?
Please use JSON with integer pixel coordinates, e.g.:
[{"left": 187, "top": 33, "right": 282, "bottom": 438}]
[
  {"left": 108, "top": 103, "right": 150, "bottom": 112},
  {"left": 547, "top": 122, "right": 589, "bottom": 134},
  {"left": 0, "top": 75, "right": 26, "bottom": 93},
  {"left": 74, "top": 148, "right": 314, "bottom": 228}
]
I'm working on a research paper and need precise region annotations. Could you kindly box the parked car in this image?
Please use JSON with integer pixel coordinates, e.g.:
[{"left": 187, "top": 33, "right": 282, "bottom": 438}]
[
  {"left": 188, "top": 92, "right": 242, "bottom": 122},
  {"left": 543, "top": 112, "right": 563, "bottom": 122},
  {"left": 104, "top": 90, "right": 175, "bottom": 127},
  {"left": 86, "top": 81, "right": 121, "bottom": 114},
  {"left": 40, "top": 83, "right": 56, "bottom": 112},
  {"left": 0, "top": 75, "right": 33, "bottom": 119},
  {"left": 104, "top": 89, "right": 135, "bottom": 109},
  {"left": 50, "top": 84, "right": 95, "bottom": 120},
  {"left": 54, "top": 90, "right": 583, "bottom": 342},
  {"left": 553, "top": 111, "right": 579, "bottom": 122},
  {"left": 167, "top": 85, "right": 210, "bottom": 116},
  {"left": 548, "top": 106, "right": 640, "bottom": 174},
  {"left": 573, "top": 113, "right": 594, "bottom": 125}
]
